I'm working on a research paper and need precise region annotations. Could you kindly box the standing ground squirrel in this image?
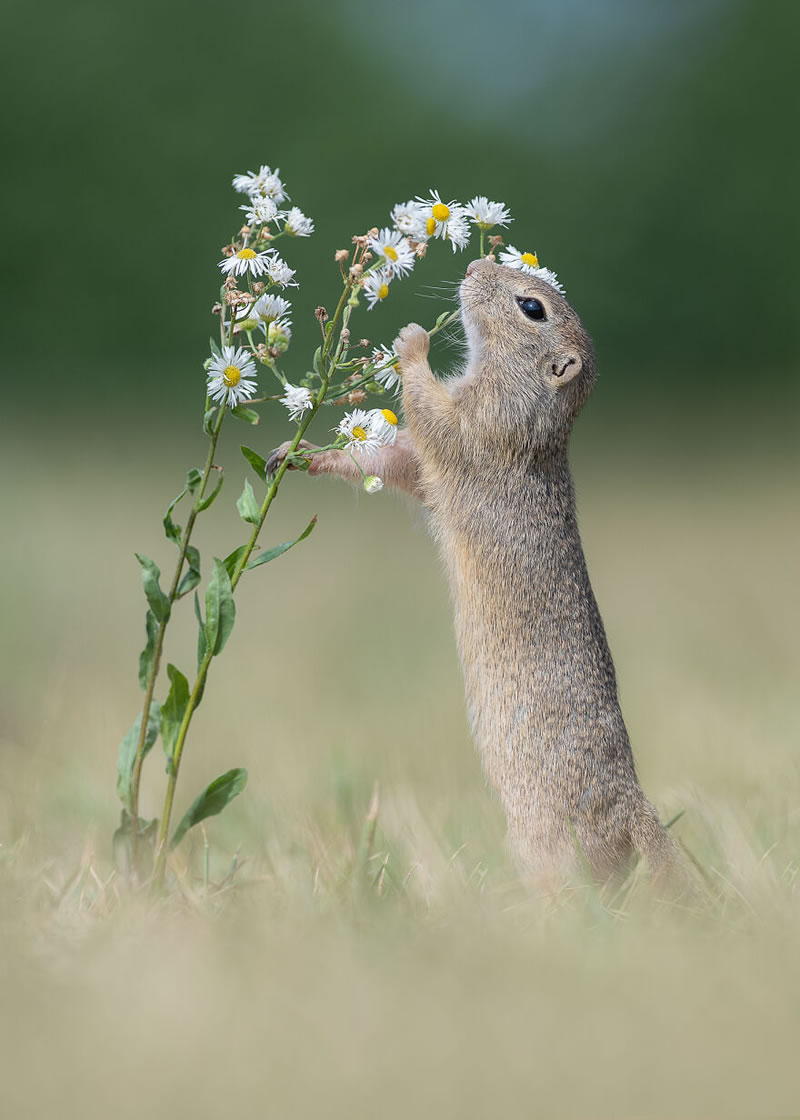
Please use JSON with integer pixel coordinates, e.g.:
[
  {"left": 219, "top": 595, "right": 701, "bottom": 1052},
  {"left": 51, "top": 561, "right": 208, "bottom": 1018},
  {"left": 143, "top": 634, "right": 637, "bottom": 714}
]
[{"left": 271, "top": 258, "right": 681, "bottom": 888}]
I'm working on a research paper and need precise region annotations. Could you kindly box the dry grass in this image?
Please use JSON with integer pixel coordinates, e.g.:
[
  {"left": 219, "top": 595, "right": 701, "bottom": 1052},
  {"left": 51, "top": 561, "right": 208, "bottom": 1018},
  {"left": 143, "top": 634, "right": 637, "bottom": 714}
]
[{"left": 1, "top": 416, "right": 798, "bottom": 1117}]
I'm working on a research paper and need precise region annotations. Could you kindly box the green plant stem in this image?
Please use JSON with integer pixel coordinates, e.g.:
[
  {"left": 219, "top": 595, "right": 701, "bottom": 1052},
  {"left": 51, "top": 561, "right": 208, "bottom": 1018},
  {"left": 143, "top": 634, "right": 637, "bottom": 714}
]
[
  {"left": 128, "top": 403, "right": 226, "bottom": 875},
  {"left": 152, "top": 276, "right": 356, "bottom": 887}
]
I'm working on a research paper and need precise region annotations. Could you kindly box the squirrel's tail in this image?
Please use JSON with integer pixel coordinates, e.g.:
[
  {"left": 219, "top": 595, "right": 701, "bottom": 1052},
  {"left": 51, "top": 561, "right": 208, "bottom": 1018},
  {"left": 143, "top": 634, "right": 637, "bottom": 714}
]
[{"left": 630, "top": 801, "right": 686, "bottom": 894}]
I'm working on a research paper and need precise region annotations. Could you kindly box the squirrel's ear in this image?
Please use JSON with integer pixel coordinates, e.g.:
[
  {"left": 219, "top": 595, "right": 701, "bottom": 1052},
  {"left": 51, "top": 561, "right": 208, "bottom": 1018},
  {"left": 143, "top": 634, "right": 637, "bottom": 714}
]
[{"left": 547, "top": 352, "right": 583, "bottom": 387}]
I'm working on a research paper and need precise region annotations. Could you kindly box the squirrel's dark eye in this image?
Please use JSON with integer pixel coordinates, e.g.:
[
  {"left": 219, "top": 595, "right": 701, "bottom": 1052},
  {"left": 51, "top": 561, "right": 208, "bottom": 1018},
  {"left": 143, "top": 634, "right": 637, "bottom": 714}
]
[{"left": 517, "top": 296, "right": 546, "bottom": 321}]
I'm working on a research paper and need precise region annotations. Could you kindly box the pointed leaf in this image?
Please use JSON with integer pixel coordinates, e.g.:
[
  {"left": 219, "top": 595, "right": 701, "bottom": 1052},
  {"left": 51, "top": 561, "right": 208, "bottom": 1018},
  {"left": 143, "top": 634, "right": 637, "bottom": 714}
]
[
  {"left": 223, "top": 545, "right": 249, "bottom": 581},
  {"left": 196, "top": 467, "right": 224, "bottom": 512},
  {"left": 203, "top": 407, "right": 217, "bottom": 435},
  {"left": 135, "top": 553, "right": 170, "bottom": 622},
  {"left": 160, "top": 663, "right": 190, "bottom": 769},
  {"left": 246, "top": 516, "right": 317, "bottom": 571},
  {"left": 138, "top": 608, "right": 159, "bottom": 690},
  {"left": 205, "top": 558, "right": 236, "bottom": 656},
  {"left": 163, "top": 494, "right": 185, "bottom": 545},
  {"left": 162, "top": 468, "right": 201, "bottom": 546},
  {"left": 236, "top": 479, "right": 261, "bottom": 525},
  {"left": 231, "top": 404, "right": 259, "bottom": 425},
  {"left": 209, "top": 337, "right": 222, "bottom": 360},
  {"left": 194, "top": 592, "right": 207, "bottom": 674},
  {"left": 170, "top": 767, "right": 248, "bottom": 850},
  {"left": 312, "top": 346, "right": 324, "bottom": 378},
  {"left": 177, "top": 544, "right": 201, "bottom": 598},
  {"left": 116, "top": 701, "right": 161, "bottom": 812},
  {"left": 240, "top": 445, "right": 267, "bottom": 482}
]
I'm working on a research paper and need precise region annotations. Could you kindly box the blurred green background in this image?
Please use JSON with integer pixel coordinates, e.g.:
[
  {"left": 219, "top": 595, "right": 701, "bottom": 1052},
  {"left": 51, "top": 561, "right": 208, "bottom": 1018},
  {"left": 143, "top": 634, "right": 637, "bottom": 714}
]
[
  {"left": 2, "top": 0, "right": 799, "bottom": 422},
  {"left": 2, "top": 3, "right": 800, "bottom": 1117}
]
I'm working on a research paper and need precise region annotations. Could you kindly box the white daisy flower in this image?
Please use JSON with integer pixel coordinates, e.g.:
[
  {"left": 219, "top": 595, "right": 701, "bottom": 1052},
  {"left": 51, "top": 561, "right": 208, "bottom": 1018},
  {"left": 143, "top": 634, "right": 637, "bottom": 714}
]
[
  {"left": 219, "top": 246, "right": 273, "bottom": 278},
  {"left": 499, "top": 246, "right": 542, "bottom": 274},
  {"left": 280, "top": 383, "right": 313, "bottom": 421},
  {"left": 207, "top": 346, "right": 258, "bottom": 408},
  {"left": 283, "top": 207, "right": 314, "bottom": 237},
  {"left": 415, "top": 190, "right": 468, "bottom": 248},
  {"left": 371, "top": 346, "right": 402, "bottom": 394},
  {"left": 362, "top": 268, "right": 392, "bottom": 310},
  {"left": 363, "top": 475, "right": 384, "bottom": 494},
  {"left": 499, "top": 247, "right": 566, "bottom": 293},
  {"left": 442, "top": 212, "right": 471, "bottom": 252},
  {"left": 336, "top": 408, "right": 384, "bottom": 457},
  {"left": 391, "top": 200, "right": 428, "bottom": 240},
  {"left": 265, "top": 255, "right": 298, "bottom": 288},
  {"left": 250, "top": 293, "right": 291, "bottom": 331},
  {"left": 368, "top": 407, "right": 399, "bottom": 447},
  {"left": 464, "top": 196, "right": 512, "bottom": 230},
  {"left": 368, "top": 228, "right": 415, "bottom": 276},
  {"left": 531, "top": 266, "right": 565, "bottom": 294},
  {"left": 232, "top": 165, "right": 287, "bottom": 202},
  {"left": 267, "top": 316, "right": 292, "bottom": 352},
  {"left": 241, "top": 196, "right": 280, "bottom": 227}
]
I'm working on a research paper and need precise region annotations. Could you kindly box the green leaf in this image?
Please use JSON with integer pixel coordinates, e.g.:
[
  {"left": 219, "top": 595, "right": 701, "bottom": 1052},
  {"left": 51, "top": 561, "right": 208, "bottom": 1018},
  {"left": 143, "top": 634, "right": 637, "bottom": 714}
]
[
  {"left": 223, "top": 545, "right": 249, "bottom": 581},
  {"left": 240, "top": 445, "right": 267, "bottom": 482},
  {"left": 177, "top": 544, "right": 201, "bottom": 598},
  {"left": 286, "top": 452, "right": 310, "bottom": 472},
  {"left": 160, "top": 663, "right": 190, "bottom": 769},
  {"left": 162, "top": 468, "right": 201, "bottom": 546},
  {"left": 209, "top": 337, "right": 222, "bottom": 360},
  {"left": 169, "top": 767, "right": 248, "bottom": 850},
  {"left": 204, "top": 558, "right": 236, "bottom": 656},
  {"left": 135, "top": 553, "right": 170, "bottom": 623},
  {"left": 203, "top": 407, "right": 217, "bottom": 435},
  {"left": 196, "top": 468, "right": 224, "bottom": 512},
  {"left": 163, "top": 497, "right": 184, "bottom": 546},
  {"left": 138, "top": 608, "right": 159, "bottom": 689},
  {"left": 312, "top": 346, "right": 324, "bottom": 378},
  {"left": 246, "top": 516, "right": 317, "bottom": 571},
  {"left": 236, "top": 479, "right": 261, "bottom": 525},
  {"left": 434, "top": 309, "right": 452, "bottom": 329},
  {"left": 116, "top": 702, "right": 161, "bottom": 812},
  {"left": 231, "top": 404, "right": 259, "bottom": 425},
  {"left": 194, "top": 592, "right": 207, "bottom": 673}
]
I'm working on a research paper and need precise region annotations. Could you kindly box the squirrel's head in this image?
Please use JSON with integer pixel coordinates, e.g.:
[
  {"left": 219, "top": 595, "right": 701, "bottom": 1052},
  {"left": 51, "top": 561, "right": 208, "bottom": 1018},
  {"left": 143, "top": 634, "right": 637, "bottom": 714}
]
[{"left": 459, "top": 258, "right": 596, "bottom": 452}]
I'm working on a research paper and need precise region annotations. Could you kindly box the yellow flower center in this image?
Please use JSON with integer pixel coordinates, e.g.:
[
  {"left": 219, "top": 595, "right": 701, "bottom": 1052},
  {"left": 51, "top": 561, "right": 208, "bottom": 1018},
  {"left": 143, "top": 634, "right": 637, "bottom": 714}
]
[
  {"left": 520, "top": 251, "right": 539, "bottom": 267},
  {"left": 236, "top": 247, "right": 257, "bottom": 260},
  {"left": 381, "top": 409, "right": 398, "bottom": 426},
  {"left": 431, "top": 202, "right": 450, "bottom": 222},
  {"left": 384, "top": 245, "right": 399, "bottom": 262},
  {"left": 222, "top": 365, "right": 241, "bottom": 387},
  {"left": 352, "top": 426, "right": 367, "bottom": 442},
  {"left": 378, "top": 283, "right": 389, "bottom": 300},
  {"left": 426, "top": 216, "right": 437, "bottom": 236}
]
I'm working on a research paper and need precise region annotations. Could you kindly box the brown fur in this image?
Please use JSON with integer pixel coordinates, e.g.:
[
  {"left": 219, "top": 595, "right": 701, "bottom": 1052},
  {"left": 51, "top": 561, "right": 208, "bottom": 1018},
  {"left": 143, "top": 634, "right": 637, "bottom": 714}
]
[{"left": 271, "top": 259, "right": 682, "bottom": 888}]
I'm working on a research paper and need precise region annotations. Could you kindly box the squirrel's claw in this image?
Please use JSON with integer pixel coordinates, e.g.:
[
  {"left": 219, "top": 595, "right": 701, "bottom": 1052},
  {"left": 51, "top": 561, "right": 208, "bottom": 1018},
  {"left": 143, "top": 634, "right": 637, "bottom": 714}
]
[{"left": 266, "top": 439, "right": 314, "bottom": 476}]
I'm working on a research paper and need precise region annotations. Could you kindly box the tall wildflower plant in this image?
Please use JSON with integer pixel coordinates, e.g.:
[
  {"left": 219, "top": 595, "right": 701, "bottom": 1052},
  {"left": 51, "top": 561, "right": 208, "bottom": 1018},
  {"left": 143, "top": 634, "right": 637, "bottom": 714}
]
[{"left": 115, "top": 164, "right": 563, "bottom": 886}]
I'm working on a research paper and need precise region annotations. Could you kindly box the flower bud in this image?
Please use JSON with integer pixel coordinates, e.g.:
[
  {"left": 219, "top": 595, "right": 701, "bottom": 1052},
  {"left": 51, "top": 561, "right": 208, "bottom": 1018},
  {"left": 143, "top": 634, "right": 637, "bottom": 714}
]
[{"left": 363, "top": 475, "right": 384, "bottom": 494}]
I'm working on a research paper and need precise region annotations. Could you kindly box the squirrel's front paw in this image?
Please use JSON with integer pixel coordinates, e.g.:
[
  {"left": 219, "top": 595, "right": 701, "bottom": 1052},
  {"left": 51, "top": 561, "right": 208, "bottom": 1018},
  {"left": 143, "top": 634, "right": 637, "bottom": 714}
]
[{"left": 393, "top": 323, "right": 429, "bottom": 365}]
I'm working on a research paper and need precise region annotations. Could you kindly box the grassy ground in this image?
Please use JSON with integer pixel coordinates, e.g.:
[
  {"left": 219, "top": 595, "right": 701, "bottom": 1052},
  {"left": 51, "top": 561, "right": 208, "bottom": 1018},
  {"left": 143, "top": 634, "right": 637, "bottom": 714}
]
[{"left": 1, "top": 412, "right": 798, "bottom": 1117}]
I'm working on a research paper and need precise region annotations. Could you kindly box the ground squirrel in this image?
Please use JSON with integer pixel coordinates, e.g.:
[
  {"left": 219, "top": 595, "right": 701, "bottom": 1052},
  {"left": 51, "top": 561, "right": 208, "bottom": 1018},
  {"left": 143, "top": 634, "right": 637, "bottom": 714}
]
[{"left": 271, "top": 258, "right": 681, "bottom": 888}]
